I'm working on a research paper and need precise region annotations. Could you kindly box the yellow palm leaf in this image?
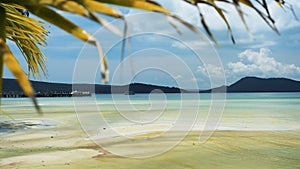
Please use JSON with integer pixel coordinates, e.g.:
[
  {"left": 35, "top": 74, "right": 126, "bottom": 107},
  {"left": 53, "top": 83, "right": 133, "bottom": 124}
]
[
  {"left": 1, "top": 41, "right": 33, "bottom": 96},
  {"left": 25, "top": 6, "right": 109, "bottom": 82},
  {"left": 0, "top": 5, "right": 5, "bottom": 105},
  {"left": 0, "top": 39, "right": 42, "bottom": 114},
  {"left": 4, "top": 4, "right": 48, "bottom": 78},
  {"left": 95, "top": 0, "right": 171, "bottom": 14},
  {"left": 4, "top": 0, "right": 123, "bottom": 36},
  {"left": 27, "top": 6, "right": 97, "bottom": 45},
  {"left": 79, "top": 0, "right": 123, "bottom": 19},
  {"left": 274, "top": 0, "right": 284, "bottom": 7}
]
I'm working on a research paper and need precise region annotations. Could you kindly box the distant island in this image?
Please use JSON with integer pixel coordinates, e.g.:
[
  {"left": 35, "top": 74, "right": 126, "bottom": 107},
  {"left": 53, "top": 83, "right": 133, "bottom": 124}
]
[
  {"left": 1, "top": 79, "right": 182, "bottom": 97},
  {"left": 201, "top": 77, "right": 300, "bottom": 93},
  {"left": 2, "top": 77, "right": 300, "bottom": 97}
]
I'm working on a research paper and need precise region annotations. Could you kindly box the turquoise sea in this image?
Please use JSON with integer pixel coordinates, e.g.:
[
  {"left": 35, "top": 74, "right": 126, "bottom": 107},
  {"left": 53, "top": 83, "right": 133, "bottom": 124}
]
[{"left": 1, "top": 92, "right": 299, "bottom": 132}]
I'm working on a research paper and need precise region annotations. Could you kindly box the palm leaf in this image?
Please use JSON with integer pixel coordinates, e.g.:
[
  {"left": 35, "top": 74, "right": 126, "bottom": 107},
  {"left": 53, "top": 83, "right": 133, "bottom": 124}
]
[
  {"left": 94, "top": 0, "right": 171, "bottom": 13},
  {"left": 27, "top": 6, "right": 97, "bottom": 45},
  {"left": 238, "top": 0, "right": 279, "bottom": 34},
  {"left": 197, "top": 5, "right": 219, "bottom": 46},
  {"left": 27, "top": 5, "right": 110, "bottom": 82},
  {"left": 0, "top": 40, "right": 41, "bottom": 114},
  {"left": 0, "top": 5, "right": 41, "bottom": 113},
  {"left": 77, "top": 0, "right": 125, "bottom": 36},
  {"left": 79, "top": 0, "right": 124, "bottom": 19},
  {"left": 3, "top": 0, "right": 124, "bottom": 36},
  {"left": 208, "top": 0, "right": 235, "bottom": 43},
  {"left": 274, "top": 0, "right": 284, "bottom": 7},
  {"left": 0, "top": 6, "right": 5, "bottom": 105},
  {"left": 3, "top": 3, "right": 48, "bottom": 78}
]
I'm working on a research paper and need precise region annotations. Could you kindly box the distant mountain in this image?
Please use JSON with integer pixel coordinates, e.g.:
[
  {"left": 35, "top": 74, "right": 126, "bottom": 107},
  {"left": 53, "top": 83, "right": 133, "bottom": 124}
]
[
  {"left": 2, "top": 78, "right": 182, "bottom": 95},
  {"left": 202, "top": 77, "right": 300, "bottom": 93}
]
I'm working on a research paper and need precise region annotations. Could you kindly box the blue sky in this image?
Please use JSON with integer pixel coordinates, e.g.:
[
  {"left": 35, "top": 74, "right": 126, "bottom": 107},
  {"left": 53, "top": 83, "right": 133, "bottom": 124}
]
[{"left": 5, "top": 0, "right": 300, "bottom": 89}]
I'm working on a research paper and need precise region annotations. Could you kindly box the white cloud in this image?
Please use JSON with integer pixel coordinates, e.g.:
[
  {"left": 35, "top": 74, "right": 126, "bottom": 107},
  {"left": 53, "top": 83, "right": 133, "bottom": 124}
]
[
  {"left": 228, "top": 48, "right": 300, "bottom": 77},
  {"left": 197, "top": 64, "right": 226, "bottom": 80}
]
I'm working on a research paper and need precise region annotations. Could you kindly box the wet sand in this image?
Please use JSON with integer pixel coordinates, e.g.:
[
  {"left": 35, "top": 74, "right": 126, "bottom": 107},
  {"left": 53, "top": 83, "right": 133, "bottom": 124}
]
[{"left": 1, "top": 123, "right": 299, "bottom": 169}]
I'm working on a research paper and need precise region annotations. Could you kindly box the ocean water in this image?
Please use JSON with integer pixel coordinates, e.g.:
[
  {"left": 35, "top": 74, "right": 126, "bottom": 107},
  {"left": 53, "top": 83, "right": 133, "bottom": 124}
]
[{"left": 0, "top": 93, "right": 299, "bottom": 132}]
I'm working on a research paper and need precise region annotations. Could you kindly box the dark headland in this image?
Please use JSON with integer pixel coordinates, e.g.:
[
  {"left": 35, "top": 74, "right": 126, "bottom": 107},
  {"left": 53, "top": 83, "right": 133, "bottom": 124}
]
[
  {"left": 201, "top": 77, "right": 300, "bottom": 93},
  {"left": 1, "top": 79, "right": 181, "bottom": 97},
  {"left": 2, "top": 77, "right": 300, "bottom": 97}
]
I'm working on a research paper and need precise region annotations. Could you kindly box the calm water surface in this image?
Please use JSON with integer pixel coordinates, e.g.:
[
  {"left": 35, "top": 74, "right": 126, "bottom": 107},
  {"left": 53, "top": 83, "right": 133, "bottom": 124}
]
[{"left": 1, "top": 93, "right": 299, "bottom": 131}]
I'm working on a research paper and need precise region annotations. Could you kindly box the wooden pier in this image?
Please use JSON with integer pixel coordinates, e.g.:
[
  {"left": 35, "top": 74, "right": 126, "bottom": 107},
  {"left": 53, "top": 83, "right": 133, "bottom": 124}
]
[{"left": 1, "top": 91, "right": 91, "bottom": 98}]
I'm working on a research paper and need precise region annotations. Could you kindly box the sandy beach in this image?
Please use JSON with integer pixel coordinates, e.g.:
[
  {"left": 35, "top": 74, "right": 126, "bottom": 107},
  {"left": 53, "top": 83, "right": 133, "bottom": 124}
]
[{"left": 1, "top": 120, "right": 299, "bottom": 169}]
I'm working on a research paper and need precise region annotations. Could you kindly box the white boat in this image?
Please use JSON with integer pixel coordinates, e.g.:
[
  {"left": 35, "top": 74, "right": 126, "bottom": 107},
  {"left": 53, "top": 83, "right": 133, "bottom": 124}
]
[{"left": 70, "top": 90, "right": 92, "bottom": 97}]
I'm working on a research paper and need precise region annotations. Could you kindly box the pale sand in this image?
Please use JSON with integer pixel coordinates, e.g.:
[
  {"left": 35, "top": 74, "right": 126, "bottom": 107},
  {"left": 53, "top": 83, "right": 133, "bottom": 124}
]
[
  {"left": 1, "top": 122, "right": 299, "bottom": 169},
  {"left": 0, "top": 149, "right": 101, "bottom": 167}
]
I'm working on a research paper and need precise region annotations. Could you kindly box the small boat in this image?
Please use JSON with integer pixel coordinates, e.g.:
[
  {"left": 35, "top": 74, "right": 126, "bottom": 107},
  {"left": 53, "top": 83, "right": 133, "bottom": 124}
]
[
  {"left": 70, "top": 90, "right": 92, "bottom": 97},
  {"left": 124, "top": 90, "right": 135, "bottom": 95}
]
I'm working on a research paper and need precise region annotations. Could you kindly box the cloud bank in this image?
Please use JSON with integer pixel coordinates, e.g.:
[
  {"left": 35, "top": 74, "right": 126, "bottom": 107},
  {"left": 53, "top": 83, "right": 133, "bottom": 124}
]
[{"left": 228, "top": 48, "right": 300, "bottom": 78}]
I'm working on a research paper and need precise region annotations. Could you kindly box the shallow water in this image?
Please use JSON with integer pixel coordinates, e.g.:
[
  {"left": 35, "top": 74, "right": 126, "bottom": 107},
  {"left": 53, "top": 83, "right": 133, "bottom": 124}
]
[{"left": 1, "top": 93, "right": 300, "bottom": 132}]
